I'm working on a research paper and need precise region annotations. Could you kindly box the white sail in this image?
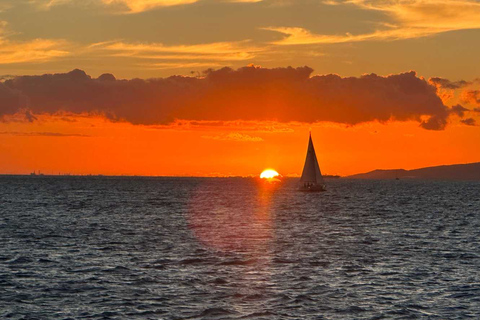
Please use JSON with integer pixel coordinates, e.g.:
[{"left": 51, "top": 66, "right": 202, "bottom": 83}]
[{"left": 299, "top": 134, "right": 325, "bottom": 186}]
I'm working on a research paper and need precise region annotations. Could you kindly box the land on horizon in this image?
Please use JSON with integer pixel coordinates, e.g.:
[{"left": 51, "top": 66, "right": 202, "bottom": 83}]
[{"left": 347, "top": 162, "right": 480, "bottom": 181}]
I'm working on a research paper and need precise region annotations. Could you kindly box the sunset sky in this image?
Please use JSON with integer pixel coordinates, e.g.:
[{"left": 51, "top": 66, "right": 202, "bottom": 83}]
[{"left": 1, "top": 0, "right": 480, "bottom": 176}]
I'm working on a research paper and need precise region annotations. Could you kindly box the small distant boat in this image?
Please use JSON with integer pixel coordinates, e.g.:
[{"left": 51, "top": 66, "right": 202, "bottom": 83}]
[{"left": 299, "top": 133, "right": 326, "bottom": 192}]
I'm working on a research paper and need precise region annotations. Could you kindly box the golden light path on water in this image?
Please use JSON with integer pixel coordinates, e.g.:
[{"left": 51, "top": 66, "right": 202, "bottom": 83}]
[
  {"left": 187, "top": 179, "right": 278, "bottom": 252},
  {"left": 187, "top": 177, "right": 284, "bottom": 314}
]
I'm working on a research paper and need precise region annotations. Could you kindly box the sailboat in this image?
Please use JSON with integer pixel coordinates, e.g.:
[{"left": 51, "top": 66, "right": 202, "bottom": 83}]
[{"left": 299, "top": 133, "right": 326, "bottom": 192}]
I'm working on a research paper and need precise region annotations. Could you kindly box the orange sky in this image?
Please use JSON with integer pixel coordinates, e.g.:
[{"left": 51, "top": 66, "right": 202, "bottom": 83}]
[
  {"left": 1, "top": 112, "right": 479, "bottom": 177},
  {"left": 1, "top": 0, "right": 480, "bottom": 176}
]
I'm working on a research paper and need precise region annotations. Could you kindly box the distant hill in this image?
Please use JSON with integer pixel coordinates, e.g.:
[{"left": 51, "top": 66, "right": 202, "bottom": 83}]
[
  {"left": 323, "top": 175, "right": 341, "bottom": 179},
  {"left": 346, "top": 162, "right": 480, "bottom": 180}
]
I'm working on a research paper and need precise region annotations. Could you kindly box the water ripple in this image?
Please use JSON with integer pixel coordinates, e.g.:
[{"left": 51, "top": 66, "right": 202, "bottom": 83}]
[{"left": 1, "top": 176, "right": 479, "bottom": 319}]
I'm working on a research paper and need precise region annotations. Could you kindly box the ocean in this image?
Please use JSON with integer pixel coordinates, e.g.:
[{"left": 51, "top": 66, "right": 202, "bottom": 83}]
[{"left": 1, "top": 176, "right": 479, "bottom": 319}]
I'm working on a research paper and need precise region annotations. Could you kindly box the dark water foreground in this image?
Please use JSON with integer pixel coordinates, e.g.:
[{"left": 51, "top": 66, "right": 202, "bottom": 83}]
[{"left": 1, "top": 176, "right": 479, "bottom": 319}]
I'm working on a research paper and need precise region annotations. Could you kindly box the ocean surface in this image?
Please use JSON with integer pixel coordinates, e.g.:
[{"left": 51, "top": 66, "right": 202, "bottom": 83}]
[{"left": 1, "top": 176, "right": 479, "bottom": 319}]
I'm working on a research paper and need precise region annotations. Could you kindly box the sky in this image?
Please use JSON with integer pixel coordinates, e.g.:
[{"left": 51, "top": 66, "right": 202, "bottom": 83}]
[{"left": 1, "top": 0, "right": 480, "bottom": 176}]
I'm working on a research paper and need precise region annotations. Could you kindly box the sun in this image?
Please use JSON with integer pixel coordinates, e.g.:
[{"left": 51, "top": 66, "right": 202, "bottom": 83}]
[{"left": 260, "top": 169, "right": 280, "bottom": 179}]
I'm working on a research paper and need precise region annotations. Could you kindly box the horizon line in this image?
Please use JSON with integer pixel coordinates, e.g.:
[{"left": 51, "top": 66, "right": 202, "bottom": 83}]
[{"left": 0, "top": 173, "right": 341, "bottom": 178}]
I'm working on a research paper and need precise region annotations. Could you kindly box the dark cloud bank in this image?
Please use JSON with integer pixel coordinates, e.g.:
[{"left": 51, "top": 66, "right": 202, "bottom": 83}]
[{"left": 0, "top": 66, "right": 475, "bottom": 130}]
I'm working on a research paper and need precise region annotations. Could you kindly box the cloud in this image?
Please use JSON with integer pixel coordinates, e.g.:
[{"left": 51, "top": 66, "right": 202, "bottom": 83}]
[
  {"left": 267, "top": 0, "right": 480, "bottom": 45},
  {"left": 0, "top": 37, "right": 70, "bottom": 64},
  {"left": 0, "top": 66, "right": 469, "bottom": 130},
  {"left": 461, "top": 90, "right": 480, "bottom": 105},
  {"left": 428, "top": 77, "right": 473, "bottom": 104},
  {"left": 0, "top": 75, "right": 17, "bottom": 82},
  {"left": 264, "top": 26, "right": 436, "bottom": 45},
  {"left": 0, "top": 21, "right": 69, "bottom": 64},
  {"left": 419, "top": 114, "right": 447, "bottom": 130},
  {"left": 429, "top": 77, "right": 471, "bottom": 89},
  {"left": 0, "top": 84, "right": 25, "bottom": 115},
  {"left": 460, "top": 118, "right": 476, "bottom": 126},
  {"left": 347, "top": 0, "right": 480, "bottom": 33},
  {"left": 91, "top": 40, "right": 261, "bottom": 62},
  {"left": 0, "top": 20, "right": 73, "bottom": 66},
  {"left": 202, "top": 132, "right": 264, "bottom": 142},
  {"left": 449, "top": 104, "right": 469, "bottom": 118},
  {"left": 0, "top": 21, "right": 258, "bottom": 67}
]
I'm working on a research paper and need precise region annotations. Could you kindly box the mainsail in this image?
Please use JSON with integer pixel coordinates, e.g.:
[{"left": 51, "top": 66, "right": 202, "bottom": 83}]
[{"left": 299, "top": 133, "right": 325, "bottom": 186}]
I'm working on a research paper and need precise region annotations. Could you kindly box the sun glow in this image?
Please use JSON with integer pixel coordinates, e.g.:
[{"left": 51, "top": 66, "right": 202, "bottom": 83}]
[{"left": 260, "top": 169, "right": 280, "bottom": 179}]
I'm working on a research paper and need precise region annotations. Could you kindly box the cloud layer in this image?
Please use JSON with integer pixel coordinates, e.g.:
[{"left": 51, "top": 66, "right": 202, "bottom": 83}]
[
  {"left": 0, "top": 21, "right": 70, "bottom": 64},
  {"left": 0, "top": 66, "right": 472, "bottom": 130},
  {"left": 90, "top": 40, "right": 261, "bottom": 65},
  {"left": 268, "top": 0, "right": 480, "bottom": 45}
]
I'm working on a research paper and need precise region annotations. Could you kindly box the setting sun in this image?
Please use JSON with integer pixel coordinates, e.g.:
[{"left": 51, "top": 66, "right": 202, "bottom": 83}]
[{"left": 260, "top": 169, "right": 280, "bottom": 179}]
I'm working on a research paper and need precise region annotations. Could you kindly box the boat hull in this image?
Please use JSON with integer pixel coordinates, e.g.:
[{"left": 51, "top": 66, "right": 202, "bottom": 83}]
[{"left": 298, "top": 184, "right": 326, "bottom": 192}]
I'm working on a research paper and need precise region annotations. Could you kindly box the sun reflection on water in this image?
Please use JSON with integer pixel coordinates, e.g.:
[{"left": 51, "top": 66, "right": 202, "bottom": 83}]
[
  {"left": 187, "top": 178, "right": 281, "bottom": 315},
  {"left": 187, "top": 178, "right": 276, "bottom": 253}
]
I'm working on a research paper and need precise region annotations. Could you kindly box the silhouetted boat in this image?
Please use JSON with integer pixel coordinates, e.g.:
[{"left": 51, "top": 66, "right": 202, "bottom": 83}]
[{"left": 299, "top": 133, "right": 326, "bottom": 192}]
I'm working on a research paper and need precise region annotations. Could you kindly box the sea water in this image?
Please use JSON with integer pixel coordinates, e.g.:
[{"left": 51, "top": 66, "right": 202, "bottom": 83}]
[{"left": 1, "top": 176, "right": 479, "bottom": 319}]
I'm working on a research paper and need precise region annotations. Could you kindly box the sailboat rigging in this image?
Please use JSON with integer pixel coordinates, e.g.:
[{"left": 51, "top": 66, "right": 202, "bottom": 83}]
[{"left": 299, "top": 133, "right": 326, "bottom": 192}]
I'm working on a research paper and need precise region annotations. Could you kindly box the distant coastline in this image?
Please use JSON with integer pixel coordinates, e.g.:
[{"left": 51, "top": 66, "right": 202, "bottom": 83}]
[{"left": 346, "top": 162, "right": 480, "bottom": 181}]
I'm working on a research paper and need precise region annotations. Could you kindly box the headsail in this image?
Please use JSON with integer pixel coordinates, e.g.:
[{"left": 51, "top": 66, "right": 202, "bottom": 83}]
[{"left": 299, "top": 133, "right": 325, "bottom": 187}]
